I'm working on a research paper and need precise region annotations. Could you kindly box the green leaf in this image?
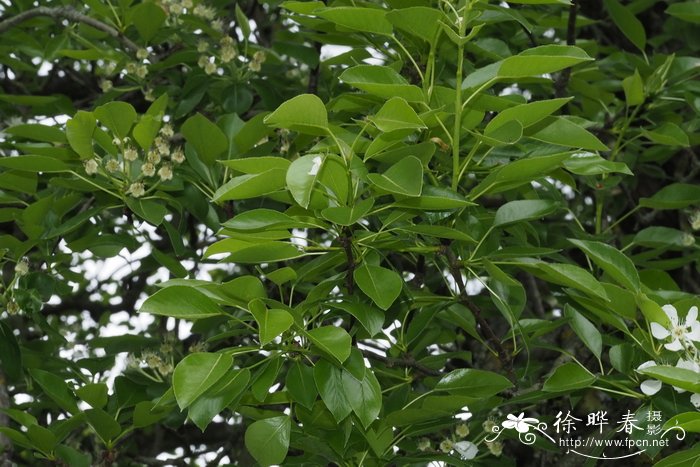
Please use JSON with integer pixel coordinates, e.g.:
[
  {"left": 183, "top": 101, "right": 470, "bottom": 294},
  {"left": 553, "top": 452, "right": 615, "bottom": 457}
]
[
  {"left": 5, "top": 123, "right": 67, "bottom": 143},
  {"left": 371, "top": 97, "right": 426, "bottom": 133},
  {"left": 0, "top": 155, "right": 69, "bottom": 173},
  {"left": 220, "top": 156, "right": 290, "bottom": 174},
  {"left": 66, "top": 111, "right": 96, "bottom": 159},
  {"left": 622, "top": 69, "right": 645, "bottom": 106},
  {"left": 314, "top": 359, "right": 352, "bottom": 422},
  {"left": 493, "top": 199, "right": 558, "bottom": 227},
  {"left": 469, "top": 152, "right": 571, "bottom": 199},
  {"left": 498, "top": 45, "right": 593, "bottom": 78},
  {"left": 208, "top": 240, "right": 303, "bottom": 263},
  {"left": 75, "top": 383, "right": 108, "bottom": 409},
  {"left": 235, "top": 4, "right": 252, "bottom": 40},
  {"left": 27, "top": 424, "right": 57, "bottom": 453},
  {"left": 568, "top": 239, "right": 640, "bottom": 291},
  {"left": 393, "top": 185, "right": 474, "bottom": 210},
  {"left": 563, "top": 152, "right": 633, "bottom": 176},
  {"left": 653, "top": 446, "right": 700, "bottom": 467},
  {"left": 132, "top": 115, "right": 160, "bottom": 151},
  {"left": 330, "top": 301, "right": 385, "bottom": 337},
  {"left": 638, "top": 365, "right": 700, "bottom": 393},
  {"left": 223, "top": 208, "right": 317, "bottom": 231},
  {"left": 530, "top": 117, "right": 608, "bottom": 151},
  {"left": 642, "top": 123, "right": 690, "bottom": 147},
  {"left": 172, "top": 352, "right": 231, "bottom": 410},
  {"left": 181, "top": 113, "right": 229, "bottom": 164},
  {"left": 436, "top": 369, "right": 513, "bottom": 396},
  {"left": 340, "top": 65, "right": 424, "bottom": 102},
  {"left": 28, "top": 369, "right": 79, "bottom": 414},
  {"left": 517, "top": 260, "right": 609, "bottom": 301},
  {"left": 132, "top": 1, "right": 166, "bottom": 42},
  {"left": 367, "top": 156, "right": 423, "bottom": 197},
  {"left": 640, "top": 183, "right": 700, "bottom": 209},
  {"left": 286, "top": 153, "right": 325, "bottom": 208},
  {"left": 132, "top": 401, "right": 170, "bottom": 428},
  {"left": 244, "top": 416, "right": 291, "bottom": 466},
  {"left": 666, "top": 2, "right": 700, "bottom": 24},
  {"left": 321, "top": 198, "right": 374, "bottom": 226},
  {"left": 85, "top": 408, "right": 121, "bottom": 445},
  {"left": 139, "top": 286, "right": 224, "bottom": 320},
  {"left": 55, "top": 445, "right": 91, "bottom": 467},
  {"left": 386, "top": 7, "right": 445, "bottom": 44},
  {"left": 633, "top": 226, "right": 690, "bottom": 248},
  {"left": 264, "top": 94, "right": 329, "bottom": 135},
  {"left": 543, "top": 362, "right": 595, "bottom": 392},
  {"left": 343, "top": 370, "right": 382, "bottom": 428},
  {"left": 565, "top": 305, "right": 602, "bottom": 359},
  {"left": 485, "top": 97, "right": 571, "bottom": 135},
  {"left": 188, "top": 369, "right": 250, "bottom": 431},
  {"left": 318, "top": 7, "right": 392, "bottom": 35},
  {"left": 94, "top": 102, "right": 137, "bottom": 139},
  {"left": 249, "top": 299, "right": 294, "bottom": 345},
  {"left": 354, "top": 264, "right": 402, "bottom": 310},
  {"left": 0, "top": 321, "right": 22, "bottom": 381},
  {"left": 604, "top": 0, "right": 646, "bottom": 52},
  {"left": 307, "top": 326, "right": 352, "bottom": 363},
  {"left": 286, "top": 362, "right": 317, "bottom": 409},
  {"left": 212, "top": 169, "right": 287, "bottom": 201}
]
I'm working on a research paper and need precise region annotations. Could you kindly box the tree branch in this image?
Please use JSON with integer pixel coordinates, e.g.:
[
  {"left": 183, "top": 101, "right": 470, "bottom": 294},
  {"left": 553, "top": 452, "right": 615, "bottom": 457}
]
[
  {"left": 0, "top": 6, "right": 139, "bottom": 52},
  {"left": 360, "top": 348, "right": 441, "bottom": 377},
  {"left": 554, "top": 0, "right": 578, "bottom": 98}
]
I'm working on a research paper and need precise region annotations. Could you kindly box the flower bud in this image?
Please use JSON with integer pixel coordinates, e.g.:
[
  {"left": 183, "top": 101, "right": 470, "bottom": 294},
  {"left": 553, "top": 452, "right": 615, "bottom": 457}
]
[
  {"left": 100, "top": 80, "right": 113, "bottom": 93},
  {"left": 455, "top": 423, "right": 470, "bottom": 438},
  {"left": 14, "top": 258, "right": 29, "bottom": 276},
  {"left": 136, "top": 48, "right": 149, "bottom": 60}
]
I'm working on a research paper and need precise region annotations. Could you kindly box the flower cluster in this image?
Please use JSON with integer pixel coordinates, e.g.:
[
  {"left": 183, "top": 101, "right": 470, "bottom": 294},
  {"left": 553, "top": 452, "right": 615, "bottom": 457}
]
[
  {"left": 417, "top": 423, "right": 481, "bottom": 460},
  {"left": 82, "top": 123, "right": 184, "bottom": 198},
  {"left": 248, "top": 50, "right": 266, "bottom": 72},
  {"left": 637, "top": 304, "right": 700, "bottom": 409}
]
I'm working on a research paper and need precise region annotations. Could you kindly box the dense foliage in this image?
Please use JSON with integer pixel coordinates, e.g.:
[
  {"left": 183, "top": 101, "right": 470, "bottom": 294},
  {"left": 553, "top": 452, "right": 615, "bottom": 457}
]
[{"left": 1, "top": 0, "right": 699, "bottom": 465}]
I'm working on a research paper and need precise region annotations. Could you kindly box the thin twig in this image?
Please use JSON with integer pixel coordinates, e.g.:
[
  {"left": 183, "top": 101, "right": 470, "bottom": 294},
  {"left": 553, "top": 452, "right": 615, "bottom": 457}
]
[
  {"left": 554, "top": 0, "right": 578, "bottom": 98},
  {"left": 0, "top": 6, "right": 139, "bottom": 52},
  {"left": 440, "top": 245, "right": 515, "bottom": 382},
  {"left": 360, "top": 348, "right": 441, "bottom": 377}
]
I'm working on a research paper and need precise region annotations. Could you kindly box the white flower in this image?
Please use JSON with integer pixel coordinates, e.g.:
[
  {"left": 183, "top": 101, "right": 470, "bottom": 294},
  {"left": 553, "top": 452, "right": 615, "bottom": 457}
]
[
  {"left": 142, "top": 162, "right": 156, "bottom": 177},
  {"left": 159, "top": 123, "right": 174, "bottom": 138},
  {"left": 197, "top": 40, "right": 208, "bottom": 53},
  {"left": 651, "top": 304, "right": 700, "bottom": 351},
  {"left": 147, "top": 150, "right": 161, "bottom": 164},
  {"left": 128, "top": 182, "right": 145, "bottom": 198},
  {"left": 124, "top": 147, "right": 138, "bottom": 161},
  {"left": 691, "top": 393, "right": 700, "bottom": 409},
  {"left": 417, "top": 438, "right": 430, "bottom": 452},
  {"left": 158, "top": 164, "right": 173, "bottom": 181},
  {"left": 501, "top": 412, "right": 538, "bottom": 433},
  {"left": 439, "top": 439, "right": 453, "bottom": 453},
  {"left": 171, "top": 147, "right": 185, "bottom": 164},
  {"left": 135, "top": 64, "right": 148, "bottom": 78},
  {"left": 690, "top": 210, "right": 700, "bottom": 231},
  {"left": 198, "top": 55, "right": 209, "bottom": 68},
  {"left": 486, "top": 440, "right": 503, "bottom": 457},
  {"left": 136, "top": 48, "right": 149, "bottom": 60},
  {"left": 637, "top": 360, "right": 663, "bottom": 395},
  {"left": 253, "top": 50, "right": 266, "bottom": 63},
  {"left": 100, "top": 80, "right": 113, "bottom": 93},
  {"left": 211, "top": 19, "right": 224, "bottom": 32},
  {"left": 455, "top": 423, "right": 469, "bottom": 438},
  {"left": 204, "top": 61, "right": 217, "bottom": 75},
  {"left": 221, "top": 45, "right": 236, "bottom": 63},
  {"left": 453, "top": 441, "right": 478, "bottom": 460},
  {"left": 105, "top": 159, "right": 120, "bottom": 173},
  {"left": 673, "top": 358, "right": 700, "bottom": 393},
  {"left": 307, "top": 156, "right": 323, "bottom": 175},
  {"left": 14, "top": 259, "right": 29, "bottom": 276},
  {"left": 84, "top": 158, "right": 99, "bottom": 175}
]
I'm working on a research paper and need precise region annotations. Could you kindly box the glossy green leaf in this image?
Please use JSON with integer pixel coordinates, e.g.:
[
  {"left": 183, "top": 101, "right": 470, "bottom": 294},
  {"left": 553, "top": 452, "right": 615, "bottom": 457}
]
[
  {"left": 132, "top": 115, "right": 160, "bottom": 151},
  {"left": 622, "top": 69, "right": 645, "bottom": 106},
  {"left": 330, "top": 300, "right": 385, "bottom": 337},
  {"left": 518, "top": 260, "right": 609, "bottom": 301},
  {"left": 212, "top": 169, "right": 287, "bottom": 201},
  {"left": 181, "top": 113, "right": 229, "bottom": 165},
  {"left": 640, "top": 183, "right": 700, "bottom": 209},
  {"left": 493, "top": 199, "right": 558, "bottom": 227},
  {"left": 393, "top": 185, "right": 474, "bottom": 210},
  {"left": 188, "top": 369, "right": 250, "bottom": 431},
  {"left": 132, "top": 1, "right": 166, "bottom": 42},
  {"left": 0, "top": 321, "right": 21, "bottom": 381},
  {"left": 563, "top": 152, "right": 633, "bottom": 176},
  {"left": 386, "top": 7, "right": 445, "bottom": 43},
  {"left": 367, "top": 156, "right": 423, "bottom": 197},
  {"left": 94, "top": 102, "right": 137, "bottom": 139},
  {"left": 569, "top": 239, "right": 640, "bottom": 291},
  {"left": 75, "top": 383, "right": 108, "bottom": 409},
  {"left": 543, "top": 362, "right": 595, "bottom": 392},
  {"left": 604, "top": 0, "right": 646, "bottom": 52},
  {"left": 371, "top": 97, "right": 426, "bottom": 133},
  {"left": 264, "top": 94, "right": 329, "bottom": 135},
  {"left": 5, "top": 124, "right": 66, "bottom": 143},
  {"left": 0, "top": 155, "right": 69, "bottom": 173},
  {"left": 666, "top": 2, "right": 700, "bottom": 24},
  {"left": 286, "top": 362, "right": 317, "bottom": 409},
  {"left": 65, "top": 111, "right": 96, "bottom": 159},
  {"left": 638, "top": 365, "right": 700, "bottom": 393},
  {"left": 172, "top": 352, "right": 231, "bottom": 410},
  {"left": 485, "top": 97, "right": 571, "bottom": 135},
  {"left": 318, "top": 7, "right": 392, "bottom": 35},
  {"left": 139, "top": 286, "right": 224, "bottom": 320},
  {"left": 564, "top": 305, "right": 602, "bottom": 359},
  {"left": 314, "top": 359, "right": 352, "bottom": 422},
  {"left": 307, "top": 326, "right": 352, "bottom": 363},
  {"left": 321, "top": 198, "right": 374, "bottom": 226},
  {"left": 342, "top": 370, "right": 382, "bottom": 428},
  {"left": 530, "top": 117, "right": 608, "bottom": 151},
  {"left": 642, "top": 123, "right": 690, "bottom": 147},
  {"left": 245, "top": 416, "right": 291, "bottom": 466},
  {"left": 354, "top": 264, "right": 403, "bottom": 310},
  {"left": 286, "top": 153, "right": 325, "bottom": 208},
  {"left": 340, "top": 65, "right": 424, "bottom": 102},
  {"left": 85, "top": 408, "right": 121, "bottom": 444},
  {"left": 436, "top": 369, "right": 513, "bottom": 396},
  {"left": 28, "top": 369, "right": 79, "bottom": 414},
  {"left": 249, "top": 299, "right": 294, "bottom": 345}
]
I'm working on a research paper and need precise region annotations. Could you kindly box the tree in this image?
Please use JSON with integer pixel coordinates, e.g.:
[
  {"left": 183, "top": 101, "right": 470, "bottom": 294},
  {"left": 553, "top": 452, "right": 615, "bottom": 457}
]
[{"left": 0, "top": 0, "right": 699, "bottom": 465}]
